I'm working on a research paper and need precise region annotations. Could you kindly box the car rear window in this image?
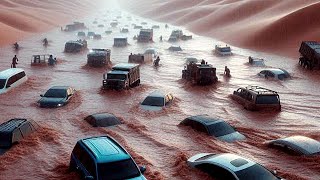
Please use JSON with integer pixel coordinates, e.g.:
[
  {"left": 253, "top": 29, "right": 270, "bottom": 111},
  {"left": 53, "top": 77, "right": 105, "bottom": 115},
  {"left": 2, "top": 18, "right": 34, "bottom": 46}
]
[
  {"left": 256, "top": 95, "right": 279, "bottom": 104},
  {"left": 208, "top": 122, "right": 236, "bottom": 137},
  {"left": 0, "top": 79, "right": 6, "bottom": 89},
  {"left": 98, "top": 159, "right": 140, "bottom": 180}
]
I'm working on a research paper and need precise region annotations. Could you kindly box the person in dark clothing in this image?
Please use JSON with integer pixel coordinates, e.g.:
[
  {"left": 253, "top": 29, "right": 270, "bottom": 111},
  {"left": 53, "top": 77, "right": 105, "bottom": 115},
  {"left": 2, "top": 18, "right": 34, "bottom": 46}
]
[
  {"left": 224, "top": 66, "right": 231, "bottom": 77},
  {"left": 154, "top": 56, "right": 160, "bottom": 66},
  {"left": 160, "top": 35, "right": 163, "bottom": 41},
  {"left": 48, "top": 55, "right": 56, "bottom": 66},
  {"left": 201, "top": 59, "right": 205, "bottom": 65},
  {"left": 43, "top": 38, "right": 48, "bottom": 46},
  {"left": 12, "top": 55, "right": 18, "bottom": 68}
]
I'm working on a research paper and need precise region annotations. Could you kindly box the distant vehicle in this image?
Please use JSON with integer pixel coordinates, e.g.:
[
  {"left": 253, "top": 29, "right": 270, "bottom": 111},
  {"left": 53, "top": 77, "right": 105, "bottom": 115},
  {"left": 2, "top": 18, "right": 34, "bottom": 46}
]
[
  {"left": 140, "top": 90, "right": 174, "bottom": 111},
  {"left": 30, "top": 54, "right": 51, "bottom": 66},
  {"left": 110, "top": 21, "right": 118, "bottom": 27},
  {"left": 188, "top": 153, "right": 283, "bottom": 180},
  {"left": 0, "top": 68, "right": 27, "bottom": 94},
  {"left": 105, "top": 30, "right": 112, "bottom": 34},
  {"left": 114, "top": 37, "right": 128, "bottom": 47},
  {"left": 248, "top": 56, "right": 265, "bottom": 66},
  {"left": 168, "top": 45, "right": 182, "bottom": 51},
  {"left": 93, "top": 34, "right": 102, "bottom": 39},
  {"left": 267, "top": 135, "right": 320, "bottom": 155},
  {"left": 134, "top": 25, "right": 143, "bottom": 29},
  {"left": 182, "top": 62, "right": 218, "bottom": 85},
  {"left": 64, "top": 40, "right": 87, "bottom": 53},
  {"left": 0, "top": 118, "right": 37, "bottom": 148},
  {"left": 87, "top": 49, "right": 111, "bottom": 67},
  {"left": 69, "top": 136, "right": 147, "bottom": 180},
  {"left": 168, "top": 30, "right": 183, "bottom": 42},
  {"left": 298, "top": 41, "right": 320, "bottom": 69},
  {"left": 38, "top": 86, "right": 75, "bottom": 108},
  {"left": 185, "top": 57, "right": 198, "bottom": 64},
  {"left": 231, "top": 85, "right": 281, "bottom": 111},
  {"left": 97, "top": 24, "right": 104, "bottom": 28},
  {"left": 181, "top": 35, "right": 192, "bottom": 40},
  {"left": 92, "top": 21, "right": 98, "bottom": 24},
  {"left": 215, "top": 45, "right": 232, "bottom": 56},
  {"left": 168, "top": 35, "right": 178, "bottom": 42},
  {"left": 120, "top": 28, "right": 129, "bottom": 33},
  {"left": 152, "top": 25, "right": 160, "bottom": 29},
  {"left": 128, "top": 54, "right": 145, "bottom": 64},
  {"left": 64, "top": 22, "right": 86, "bottom": 31},
  {"left": 103, "top": 63, "right": 140, "bottom": 90},
  {"left": 258, "top": 69, "right": 290, "bottom": 80},
  {"left": 87, "top": 31, "right": 95, "bottom": 37},
  {"left": 85, "top": 113, "right": 121, "bottom": 127},
  {"left": 141, "top": 22, "right": 147, "bottom": 25},
  {"left": 180, "top": 115, "right": 245, "bottom": 142},
  {"left": 137, "top": 29, "right": 153, "bottom": 42},
  {"left": 77, "top": 31, "right": 86, "bottom": 37},
  {"left": 144, "top": 48, "right": 157, "bottom": 58}
]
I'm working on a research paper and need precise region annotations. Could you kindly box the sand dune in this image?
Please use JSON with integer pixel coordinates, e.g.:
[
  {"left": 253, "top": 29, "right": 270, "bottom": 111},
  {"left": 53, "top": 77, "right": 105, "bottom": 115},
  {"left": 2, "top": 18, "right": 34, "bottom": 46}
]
[
  {"left": 120, "top": 0, "right": 320, "bottom": 58},
  {"left": 0, "top": 0, "right": 106, "bottom": 46}
]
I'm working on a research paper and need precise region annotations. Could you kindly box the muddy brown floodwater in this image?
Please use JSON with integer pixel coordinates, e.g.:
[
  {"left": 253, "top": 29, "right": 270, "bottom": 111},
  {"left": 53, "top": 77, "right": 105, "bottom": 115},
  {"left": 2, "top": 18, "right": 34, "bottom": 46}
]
[{"left": 0, "top": 7, "right": 320, "bottom": 180}]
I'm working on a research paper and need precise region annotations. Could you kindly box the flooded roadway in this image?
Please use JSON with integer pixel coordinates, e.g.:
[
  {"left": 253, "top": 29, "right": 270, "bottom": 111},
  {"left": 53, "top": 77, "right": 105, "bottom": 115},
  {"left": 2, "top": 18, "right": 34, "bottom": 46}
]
[{"left": 0, "top": 7, "right": 319, "bottom": 180}]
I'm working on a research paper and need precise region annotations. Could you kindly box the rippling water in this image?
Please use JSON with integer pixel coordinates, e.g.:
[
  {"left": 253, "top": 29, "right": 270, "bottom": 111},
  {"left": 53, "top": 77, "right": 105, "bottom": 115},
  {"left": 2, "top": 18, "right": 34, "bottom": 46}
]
[{"left": 0, "top": 8, "right": 319, "bottom": 180}]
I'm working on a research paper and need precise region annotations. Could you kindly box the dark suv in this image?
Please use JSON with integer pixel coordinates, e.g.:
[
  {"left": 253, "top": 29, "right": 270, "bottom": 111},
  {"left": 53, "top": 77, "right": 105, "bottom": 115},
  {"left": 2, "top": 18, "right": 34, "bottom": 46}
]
[
  {"left": 69, "top": 136, "right": 147, "bottom": 180},
  {"left": 231, "top": 85, "right": 281, "bottom": 111}
]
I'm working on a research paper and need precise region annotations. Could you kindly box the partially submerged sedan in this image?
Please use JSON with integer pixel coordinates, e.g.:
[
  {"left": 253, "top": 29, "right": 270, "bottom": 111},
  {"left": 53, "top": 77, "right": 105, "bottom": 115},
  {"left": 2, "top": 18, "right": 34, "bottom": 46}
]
[
  {"left": 188, "top": 153, "right": 283, "bottom": 180},
  {"left": 258, "top": 68, "right": 290, "bottom": 80},
  {"left": 140, "top": 90, "right": 174, "bottom": 111},
  {"left": 38, "top": 86, "right": 75, "bottom": 108},
  {"left": 267, "top": 135, "right": 320, "bottom": 155},
  {"left": 180, "top": 115, "right": 245, "bottom": 142}
]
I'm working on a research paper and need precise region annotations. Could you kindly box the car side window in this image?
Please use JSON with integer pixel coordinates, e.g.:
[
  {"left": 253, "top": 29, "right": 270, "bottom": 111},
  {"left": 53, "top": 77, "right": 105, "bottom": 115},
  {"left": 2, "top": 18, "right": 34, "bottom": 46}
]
[
  {"left": 195, "top": 163, "right": 236, "bottom": 180},
  {"left": 268, "top": 71, "right": 275, "bottom": 78},
  {"left": 73, "top": 144, "right": 96, "bottom": 178},
  {"left": 6, "top": 75, "right": 18, "bottom": 87},
  {"left": 191, "top": 121, "right": 207, "bottom": 134}
]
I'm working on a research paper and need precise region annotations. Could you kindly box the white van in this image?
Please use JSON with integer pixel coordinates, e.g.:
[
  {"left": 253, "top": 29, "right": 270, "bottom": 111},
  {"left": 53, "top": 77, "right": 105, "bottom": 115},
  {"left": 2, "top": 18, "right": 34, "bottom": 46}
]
[{"left": 0, "top": 68, "right": 27, "bottom": 94}]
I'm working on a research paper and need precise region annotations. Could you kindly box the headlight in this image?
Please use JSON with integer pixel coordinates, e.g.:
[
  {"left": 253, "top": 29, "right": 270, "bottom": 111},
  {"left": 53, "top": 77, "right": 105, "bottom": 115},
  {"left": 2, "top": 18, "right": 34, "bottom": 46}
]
[{"left": 57, "top": 103, "right": 63, "bottom": 107}]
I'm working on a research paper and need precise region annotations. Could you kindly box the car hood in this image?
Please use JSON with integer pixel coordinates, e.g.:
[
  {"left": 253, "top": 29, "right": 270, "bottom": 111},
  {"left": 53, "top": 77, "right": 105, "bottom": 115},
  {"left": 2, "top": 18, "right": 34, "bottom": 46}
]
[
  {"left": 217, "top": 132, "right": 246, "bottom": 143},
  {"left": 128, "top": 175, "right": 147, "bottom": 180},
  {"left": 39, "top": 97, "right": 66, "bottom": 107}
]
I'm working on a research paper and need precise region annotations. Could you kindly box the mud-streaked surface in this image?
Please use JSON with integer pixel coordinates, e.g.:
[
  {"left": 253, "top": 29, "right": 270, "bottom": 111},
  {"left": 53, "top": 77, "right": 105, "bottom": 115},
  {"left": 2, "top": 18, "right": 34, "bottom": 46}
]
[{"left": 0, "top": 8, "right": 319, "bottom": 180}]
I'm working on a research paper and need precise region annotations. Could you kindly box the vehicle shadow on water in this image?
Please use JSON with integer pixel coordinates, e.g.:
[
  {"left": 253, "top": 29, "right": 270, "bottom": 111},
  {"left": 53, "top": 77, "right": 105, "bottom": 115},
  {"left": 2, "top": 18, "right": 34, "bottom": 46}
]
[{"left": 0, "top": 148, "right": 9, "bottom": 156}]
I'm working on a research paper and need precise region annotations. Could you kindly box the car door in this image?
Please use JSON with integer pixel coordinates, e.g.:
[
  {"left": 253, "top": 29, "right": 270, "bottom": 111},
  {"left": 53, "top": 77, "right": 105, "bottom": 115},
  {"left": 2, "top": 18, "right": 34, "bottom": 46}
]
[{"left": 74, "top": 144, "right": 97, "bottom": 179}]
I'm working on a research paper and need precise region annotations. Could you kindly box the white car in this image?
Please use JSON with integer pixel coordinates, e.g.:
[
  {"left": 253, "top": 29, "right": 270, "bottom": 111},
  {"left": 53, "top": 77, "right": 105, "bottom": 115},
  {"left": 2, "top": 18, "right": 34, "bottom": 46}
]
[
  {"left": 258, "top": 69, "right": 290, "bottom": 80},
  {"left": 0, "top": 68, "right": 27, "bottom": 94},
  {"left": 188, "top": 153, "right": 284, "bottom": 180},
  {"left": 140, "top": 90, "right": 174, "bottom": 111},
  {"left": 267, "top": 135, "right": 320, "bottom": 155}
]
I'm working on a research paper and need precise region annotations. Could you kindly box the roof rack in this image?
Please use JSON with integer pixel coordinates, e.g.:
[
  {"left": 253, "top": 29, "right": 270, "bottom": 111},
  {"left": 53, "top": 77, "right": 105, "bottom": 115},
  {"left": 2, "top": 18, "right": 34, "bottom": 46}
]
[{"left": 245, "top": 85, "right": 278, "bottom": 95}]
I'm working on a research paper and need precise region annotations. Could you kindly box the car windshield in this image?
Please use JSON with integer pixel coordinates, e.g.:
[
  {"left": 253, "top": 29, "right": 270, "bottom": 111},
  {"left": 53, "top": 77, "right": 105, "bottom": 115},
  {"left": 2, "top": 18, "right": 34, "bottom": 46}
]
[
  {"left": 277, "top": 74, "right": 289, "bottom": 80},
  {"left": 208, "top": 122, "right": 236, "bottom": 137},
  {"left": 219, "top": 47, "right": 231, "bottom": 52},
  {"left": 107, "top": 74, "right": 126, "bottom": 80},
  {"left": 44, "top": 89, "right": 67, "bottom": 98},
  {"left": 0, "top": 79, "right": 6, "bottom": 89},
  {"left": 256, "top": 95, "right": 279, "bottom": 104},
  {"left": 98, "top": 159, "right": 141, "bottom": 180},
  {"left": 235, "top": 164, "right": 278, "bottom": 180},
  {"left": 141, "top": 96, "right": 164, "bottom": 106}
]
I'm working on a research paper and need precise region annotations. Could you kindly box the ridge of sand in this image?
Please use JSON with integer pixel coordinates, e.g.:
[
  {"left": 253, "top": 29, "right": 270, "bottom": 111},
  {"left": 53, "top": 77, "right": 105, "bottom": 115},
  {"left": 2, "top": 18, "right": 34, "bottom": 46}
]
[
  {"left": 0, "top": 0, "right": 106, "bottom": 46},
  {"left": 119, "top": 0, "right": 320, "bottom": 58}
]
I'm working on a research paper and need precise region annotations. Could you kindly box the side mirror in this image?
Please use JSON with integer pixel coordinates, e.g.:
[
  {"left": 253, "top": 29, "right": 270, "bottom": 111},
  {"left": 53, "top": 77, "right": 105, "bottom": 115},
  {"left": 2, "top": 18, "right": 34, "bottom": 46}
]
[
  {"left": 272, "top": 170, "right": 277, "bottom": 175},
  {"left": 139, "top": 165, "right": 146, "bottom": 174},
  {"left": 40, "top": 94, "right": 43, "bottom": 97},
  {"left": 85, "top": 176, "right": 94, "bottom": 180}
]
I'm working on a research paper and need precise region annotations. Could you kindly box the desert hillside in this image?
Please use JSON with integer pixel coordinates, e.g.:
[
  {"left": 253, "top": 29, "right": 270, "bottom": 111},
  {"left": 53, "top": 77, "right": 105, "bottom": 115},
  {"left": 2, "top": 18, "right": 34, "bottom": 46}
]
[
  {"left": 0, "top": 0, "right": 106, "bottom": 46},
  {"left": 119, "top": 0, "right": 320, "bottom": 58}
]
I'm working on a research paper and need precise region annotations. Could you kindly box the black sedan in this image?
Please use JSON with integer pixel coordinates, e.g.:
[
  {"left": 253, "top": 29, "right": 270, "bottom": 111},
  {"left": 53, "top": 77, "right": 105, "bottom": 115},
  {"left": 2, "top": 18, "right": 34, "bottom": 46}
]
[{"left": 38, "top": 86, "right": 75, "bottom": 108}]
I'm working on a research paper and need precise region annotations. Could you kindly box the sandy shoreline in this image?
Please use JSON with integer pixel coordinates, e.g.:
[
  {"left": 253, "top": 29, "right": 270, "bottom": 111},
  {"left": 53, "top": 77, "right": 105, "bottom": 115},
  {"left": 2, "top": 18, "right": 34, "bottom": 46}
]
[
  {"left": 119, "top": 0, "right": 320, "bottom": 59},
  {"left": 0, "top": 0, "right": 107, "bottom": 46}
]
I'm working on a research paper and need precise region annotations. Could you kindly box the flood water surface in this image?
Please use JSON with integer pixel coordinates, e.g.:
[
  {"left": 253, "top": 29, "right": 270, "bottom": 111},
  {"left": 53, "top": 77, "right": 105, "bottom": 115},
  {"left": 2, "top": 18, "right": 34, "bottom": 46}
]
[{"left": 0, "top": 8, "right": 319, "bottom": 180}]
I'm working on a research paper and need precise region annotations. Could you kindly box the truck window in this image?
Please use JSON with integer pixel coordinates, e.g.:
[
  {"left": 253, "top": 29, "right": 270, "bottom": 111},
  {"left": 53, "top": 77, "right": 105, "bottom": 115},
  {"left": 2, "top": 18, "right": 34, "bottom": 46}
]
[
  {"left": 107, "top": 74, "right": 126, "bottom": 80},
  {"left": 256, "top": 95, "right": 279, "bottom": 104}
]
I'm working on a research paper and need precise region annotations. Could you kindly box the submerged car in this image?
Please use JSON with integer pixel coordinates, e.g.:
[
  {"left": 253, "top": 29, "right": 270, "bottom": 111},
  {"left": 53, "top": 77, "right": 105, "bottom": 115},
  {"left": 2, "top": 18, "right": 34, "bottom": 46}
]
[
  {"left": 267, "top": 135, "right": 320, "bottom": 155},
  {"left": 168, "top": 45, "right": 182, "bottom": 51},
  {"left": 70, "top": 136, "right": 147, "bottom": 180},
  {"left": 258, "top": 69, "right": 290, "bottom": 80},
  {"left": 249, "top": 56, "right": 265, "bottom": 66},
  {"left": 85, "top": 113, "right": 121, "bottom": 127},
  {"left": 231, "top": 85, "right": 281, "bottom": 111},
  {"left": 140, "top": 90, "right": 174, "bottom": 111},
  {"left": 180, "top": 115, "right": 245, "bottom": 142},
  {"left": 188, "top": 153, "right": 283, "bottom": 180},
  {"left": 38, "top": 86, "right": 75, "bottom": 108}
]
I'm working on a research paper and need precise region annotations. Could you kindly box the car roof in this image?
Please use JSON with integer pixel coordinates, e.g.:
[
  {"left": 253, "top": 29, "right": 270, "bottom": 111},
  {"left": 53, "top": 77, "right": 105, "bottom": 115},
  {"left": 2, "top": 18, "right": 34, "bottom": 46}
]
[
  {"left": 81, "top": 136, "right": 130, "bottom": 163},
  {"left": 202, "top": 153, "right": 256, "bottom": 172},
  {"left": 270, "top": 135, "right": 320, "bottom": 155},
  {"left": 261, "top": 68, "right": 287, "bottom": 75},
  {"left": 147, "top": 90, "right": 169, "bottom": 98},
  {"left": 112, "top": 63, "right": 139, "bottom": 70},
  {"left": 107, "top": 70, "right": 129, "bottom": 75},
  {"left": 0, "top": 68, "right": 25, "bottom": 79},
  {"left": 184, "top": 115, "right": 224, "bottom": 126},
  {"left": 89, "top": 113, "right": 119, "bottom": 121},
  {"left": 242, "top": 86, "right": 279, "bottom": 95},
  {"left": 49, "top": 86, "right": 70, "bottom": 90}
]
